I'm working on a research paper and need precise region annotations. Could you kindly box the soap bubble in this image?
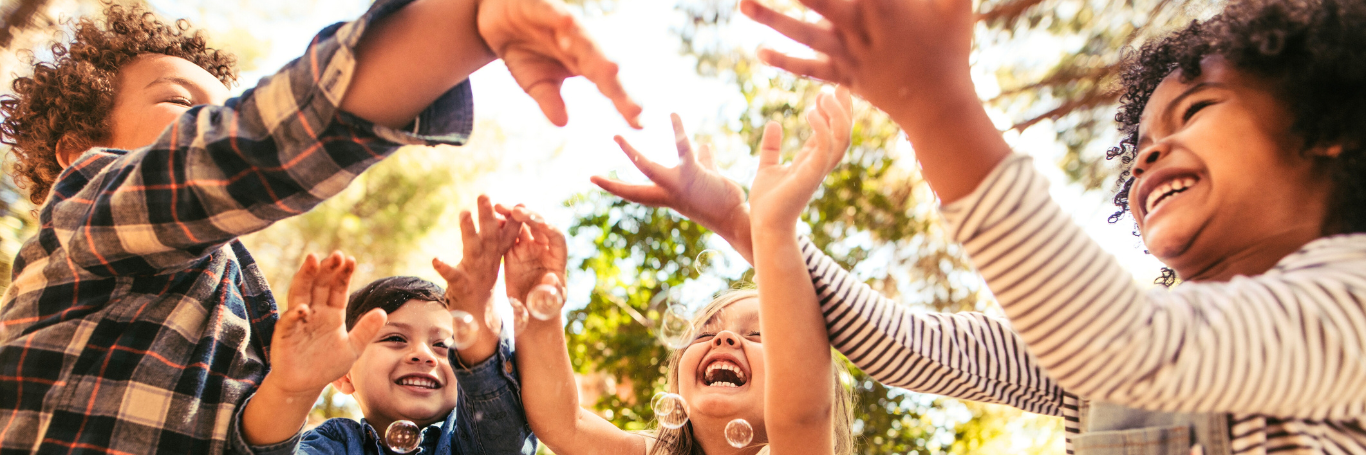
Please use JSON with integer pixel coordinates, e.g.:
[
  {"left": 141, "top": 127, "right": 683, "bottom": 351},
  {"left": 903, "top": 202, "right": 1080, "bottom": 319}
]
[
  {"left": 527, "top": 284, "right": 564, "bottom": 320},
  {"left": 693, "top": 249, "right": 728, "bottom": 276},
  {"left": 652, "top": 393, "right": 689, "bottom": 429},
  {"left": 450, "top": 310, "right": 479, "bottom": 350},
  {"left": 385, "top": 420, "right": 421, "bottom": 453},
  {"left": 725, "top": 418, "right": 753, "bottom": 448},
  {"left": 656, "top": 304, "right": 694, "bottom": 350},
  {"left": 509, "top": 298, "right": 529, "bottom": 333}
]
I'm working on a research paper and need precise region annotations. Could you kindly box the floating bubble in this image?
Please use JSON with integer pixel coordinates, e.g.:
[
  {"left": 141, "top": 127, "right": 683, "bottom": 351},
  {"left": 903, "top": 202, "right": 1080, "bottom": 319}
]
[
  {"left": 693, "top": 249, "right": 728, "bottom": 277},
  {"left": 385, "top": 420, "right": 421, "bottom": 454},
  {"left": 656, "top": 304, "right": 694, "bottom": 350},
  {"left": 652, "top": 392, "right": 689, "bottom": 429},
  {"left": 724, "top": 418, "right": 753, "bottom": 448},
  {"left": 450, "top": 310, "right": 479, "bottom": 350},
  {"left": 649, "top": 392, "right": 667, "bottom": 412},
  {"left": 509, "top": 297, "right": 530, "bottom": 333},
  {"left": 526, "top": 284, "right": 564, "bottom": 320}
]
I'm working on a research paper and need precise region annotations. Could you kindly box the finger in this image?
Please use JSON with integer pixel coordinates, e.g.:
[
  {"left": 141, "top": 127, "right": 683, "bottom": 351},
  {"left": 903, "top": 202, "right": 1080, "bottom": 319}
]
[
  {"left": 738, "top": 0, "right": 846, "bottom": 57},
  {"left": 527, "top": 78, "right": 569, "bottom": 127},
  {"left": 670, "top": 113, "right": 694, "bottom": 161},
  {"left": 820, "top": 91, "right": 852, "bottom": 140},
  {"left": 697, "top": 143, "right": 718, "bottom": 171},
  {"left": 347, "top": 308, "right": 388, "bottom": 355},
  {"left": 277, "top": 303, "right": 309, "bottom": 335},
  {"left": 477, "top": 194, "right": 498, "bottom": 232},
  {"left": 327, "top": 257, "right": 356, "bottom": 310},
  {"left": 432, "top": 257, "right": 458, "bottom": 281},
  {"left": 614, "top": 136, "right": 670, "bottom": 182},
  {"left": 758, "top": 121, "right": 784, "bottom": 166},
  {"left": 589, "top": 176, "right": 672, "bottom": 207},
  {"left": 835, "top": 85, "right": 853, "bottom": 111},
  {"left": 549, "top": 14, "right": 643, "bottom": 128},
  {"left": 459, "top": 210, "right": 478, "bottom": 244},
  {"left": 288, "top": 254, "right": 320, "bottom": 307},
  {"left": 757, "top": 48, "right": 846, "bottom": 85},
  {"left": 493, "top": 203, "right": 514, "bottom": 217},
  {"left": 312, "top": 253, "right": 343, "bottom": 309}
]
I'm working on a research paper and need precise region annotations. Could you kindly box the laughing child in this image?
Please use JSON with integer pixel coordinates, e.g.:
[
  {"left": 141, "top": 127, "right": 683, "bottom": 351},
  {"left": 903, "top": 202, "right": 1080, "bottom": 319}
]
[{"left": 0, "top": 0, "right": 639, "bottom": 452}]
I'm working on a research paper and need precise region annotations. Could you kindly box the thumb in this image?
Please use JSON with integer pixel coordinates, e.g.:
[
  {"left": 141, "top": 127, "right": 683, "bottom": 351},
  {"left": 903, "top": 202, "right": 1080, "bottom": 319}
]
[
  {"left": 432, "top": 257, "right": 459, "bottom": 282},
  {"left": 758, "top": 121, "right": 783, "bottom": 166},
  {"left": 347, "top": 309, "right": 388, "bottom": 356}
]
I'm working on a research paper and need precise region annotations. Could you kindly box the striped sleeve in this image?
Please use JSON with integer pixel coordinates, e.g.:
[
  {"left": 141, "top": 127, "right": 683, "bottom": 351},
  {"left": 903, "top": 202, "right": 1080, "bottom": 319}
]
[
  {"left": 939, "top": 154, "right": 1366, "bottom": 420},
  {"left": 800, "top": 238, "right": 1065, "bottom": 417}
]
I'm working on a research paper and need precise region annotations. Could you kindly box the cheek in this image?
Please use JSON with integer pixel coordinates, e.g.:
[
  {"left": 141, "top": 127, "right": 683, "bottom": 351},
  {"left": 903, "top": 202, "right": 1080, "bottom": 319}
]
[{"left": 109, "top": 105, "right": 186, "bottom": 149}]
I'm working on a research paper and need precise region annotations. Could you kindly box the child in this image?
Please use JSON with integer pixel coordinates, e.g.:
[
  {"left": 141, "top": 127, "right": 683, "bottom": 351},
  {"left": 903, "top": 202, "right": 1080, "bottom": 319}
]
[
  {"left": 506, "top": 101, "right": 858, "bottom": 455},
  {"left": 601, "top": 0, "right": 1366, "bottom": 453},
  {"left": 0, "top": 0, "right": 639, "bottom": 452}
]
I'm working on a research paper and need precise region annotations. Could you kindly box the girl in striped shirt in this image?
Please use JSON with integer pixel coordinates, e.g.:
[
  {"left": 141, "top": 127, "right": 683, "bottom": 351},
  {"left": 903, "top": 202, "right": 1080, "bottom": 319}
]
[{"left": 594, "top": 0, "right": 1366, "bottom": 453}]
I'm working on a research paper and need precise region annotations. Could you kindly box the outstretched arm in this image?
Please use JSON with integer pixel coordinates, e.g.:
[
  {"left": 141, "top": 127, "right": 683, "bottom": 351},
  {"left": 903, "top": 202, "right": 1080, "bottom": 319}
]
[
  {"left": 500, "top": 208, "right": 646, "bottom": 455},
  {"left": 236, "top": 252, "right": 386, "bottom": 449},
  {"left": 432, "top": 194, "right": 522, "bottom": 365},
  {"left": 748, "top": 94, "right": 849, "bottom": 455}
]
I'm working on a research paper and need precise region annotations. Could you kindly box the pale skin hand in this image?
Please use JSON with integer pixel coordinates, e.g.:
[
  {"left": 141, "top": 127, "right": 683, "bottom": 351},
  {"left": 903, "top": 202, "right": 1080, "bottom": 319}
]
[
  {"left": 740, "top": 0, "right": 1011, "bottom": 203},
  {"left": 592, "top": 90, "right": 852, "bottom": 263},
  {"left": 344, "top": 0, "right": 641, "bottom": 129},
  {"left": 747, "top": 95, "right": 848, "bottom": 455},
  {"left": 433, "top": 194, "right": 523, "bottom": 365},
  {"left": 243, "top": 252, "right": 387, "bottom": 446},
  {"left": 500, "top": 210, "right": 647, "bottom": 455}
]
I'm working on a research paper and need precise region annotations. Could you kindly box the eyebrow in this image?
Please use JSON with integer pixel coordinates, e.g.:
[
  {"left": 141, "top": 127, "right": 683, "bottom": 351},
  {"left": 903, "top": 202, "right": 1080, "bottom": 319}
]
[
  {"left": 143, "top": 76, "right": 199, "bottom": 91},
  {"left": 1136, "top": 81, "right": 1224, "bottom": 150},
  {"left": 382, "top": 321, "right": 451, "bottom": 337}
]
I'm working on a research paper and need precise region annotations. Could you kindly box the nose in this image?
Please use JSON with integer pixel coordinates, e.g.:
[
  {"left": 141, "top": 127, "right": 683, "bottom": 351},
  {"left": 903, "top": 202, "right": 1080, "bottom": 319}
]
[
  {"left": 712, "top": 331, "right": 740, "bottom": 347},
  {"left": 1131, "top": 145, "right": 1166, "bottom": 177},
  {"left": 408, "top": 344, "right": 437, "bottom": 365}
]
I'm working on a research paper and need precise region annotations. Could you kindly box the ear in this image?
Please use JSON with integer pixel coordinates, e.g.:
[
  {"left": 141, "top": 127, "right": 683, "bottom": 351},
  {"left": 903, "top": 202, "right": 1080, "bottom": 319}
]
[
  {"left": 332, "top": 373, "right": 357, "bottom": 395},
  {"left": 54, "top": 134, "right": 88, "bottom": 169}
]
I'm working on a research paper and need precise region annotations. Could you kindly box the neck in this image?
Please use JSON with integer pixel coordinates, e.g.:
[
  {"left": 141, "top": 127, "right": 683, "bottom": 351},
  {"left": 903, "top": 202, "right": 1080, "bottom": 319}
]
[
  {"left": 690, "top": 417, "right": 765, "bottom": 455},
  {"left": 1179, "top": 225, "right": 1323, "bottom": 282}
]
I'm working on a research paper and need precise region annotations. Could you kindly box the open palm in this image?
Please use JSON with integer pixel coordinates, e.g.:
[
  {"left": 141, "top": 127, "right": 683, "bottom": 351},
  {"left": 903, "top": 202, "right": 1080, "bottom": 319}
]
[{"left": 270, "top": 252, "right": 385, "bottom": 396}]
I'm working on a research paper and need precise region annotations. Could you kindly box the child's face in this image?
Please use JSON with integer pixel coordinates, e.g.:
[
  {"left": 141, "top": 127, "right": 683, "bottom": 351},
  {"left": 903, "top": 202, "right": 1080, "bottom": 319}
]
[
  {"left": 335, "top": 300, "right": 459, "bottom": 430},
  {"left": 677, "top": 298, "right": 767, "bottom": 437},
  {"left": 100, "top": 54, "right": 229, "bottom": 154},
  {"left": 1132, "top": 56, "right": 1336, "bottom": 278}
]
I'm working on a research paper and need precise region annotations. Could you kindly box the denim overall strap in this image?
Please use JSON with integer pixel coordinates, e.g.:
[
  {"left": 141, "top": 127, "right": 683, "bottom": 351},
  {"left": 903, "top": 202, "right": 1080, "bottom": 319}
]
[{"left": 1074, "top": 399, "right": 1232, "bottom": 455}]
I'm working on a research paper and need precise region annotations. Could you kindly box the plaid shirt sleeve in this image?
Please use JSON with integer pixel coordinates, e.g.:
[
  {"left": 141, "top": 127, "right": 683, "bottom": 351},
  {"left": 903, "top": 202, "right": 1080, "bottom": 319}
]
[{"left": 46, "top": 0, "right": 474, "bottom": 278}]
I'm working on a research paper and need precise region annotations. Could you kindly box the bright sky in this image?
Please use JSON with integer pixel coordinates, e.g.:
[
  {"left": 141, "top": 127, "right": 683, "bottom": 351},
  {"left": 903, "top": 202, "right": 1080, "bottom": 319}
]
[{"left": 145, "top": 0, "right": 1166, "bottom": 295}]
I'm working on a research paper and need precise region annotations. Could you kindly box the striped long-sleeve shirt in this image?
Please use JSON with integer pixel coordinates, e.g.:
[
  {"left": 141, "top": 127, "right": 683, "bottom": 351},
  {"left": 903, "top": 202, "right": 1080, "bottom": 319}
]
[
  {"left": 0, "top": 0, "right": 475, "bottom": 453},
  {"left": 803, "top": 154, "right": 1366, "bottom": 454}
]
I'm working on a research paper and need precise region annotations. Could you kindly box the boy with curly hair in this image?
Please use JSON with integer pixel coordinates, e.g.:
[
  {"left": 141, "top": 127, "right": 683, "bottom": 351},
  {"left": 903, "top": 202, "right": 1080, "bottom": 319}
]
[{"left": 0, "top": 0, "right": 640, "bottom": 452}]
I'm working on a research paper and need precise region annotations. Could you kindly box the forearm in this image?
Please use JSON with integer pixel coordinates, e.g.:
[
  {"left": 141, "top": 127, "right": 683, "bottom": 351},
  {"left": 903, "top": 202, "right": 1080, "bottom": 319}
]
[
  {"left": 713, "top": 205, "right": 755, "bottom": 266},
  {"left": 343, "top": 0, "right": 494, "bottom": 128},
  {"left": 882, "top": 81, "right": 1011, "bottom": 204},
  {"left": 752, "top": 226, "right": 833, "bottom": 450},
  {"left": 240, "top": 375, "right": 316, "bottom": 447},
  {"left": 515, "top": 316, "right": 642, "bottom": 454},
  {"left": 800, "top": 237, "right": 1064, "bottom": 416}
]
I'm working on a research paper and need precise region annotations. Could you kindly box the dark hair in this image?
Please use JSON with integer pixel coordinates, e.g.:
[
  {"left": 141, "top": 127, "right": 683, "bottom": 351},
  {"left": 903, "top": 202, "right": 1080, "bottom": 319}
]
[
  {"left": 346, "top": 276, "right": 446, "bottom": 330},
  {"left": 0, "top": 2, "right": 237, "bottom": 204},
  {"left": 1108, "top": 0, "right": 1366, "bottom": 285}
]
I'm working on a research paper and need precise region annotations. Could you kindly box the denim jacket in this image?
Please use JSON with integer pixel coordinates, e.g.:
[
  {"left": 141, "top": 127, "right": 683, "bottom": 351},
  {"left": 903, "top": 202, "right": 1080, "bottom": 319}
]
[{"left": 298, "top": 330, "right": 535, "bottom": 455}]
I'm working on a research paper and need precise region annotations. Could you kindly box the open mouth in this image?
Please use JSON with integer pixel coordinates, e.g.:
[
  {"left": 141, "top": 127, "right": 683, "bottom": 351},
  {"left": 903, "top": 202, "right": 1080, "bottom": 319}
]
[
  {"left": 702, "top": 359, "right": 748, "bottom": 388},
  {"left": 1144, "top": 176, "right": 1199, "bottom": 216},
  {"left": 395, "top": 374, "right": 442, "bottom": 390}
]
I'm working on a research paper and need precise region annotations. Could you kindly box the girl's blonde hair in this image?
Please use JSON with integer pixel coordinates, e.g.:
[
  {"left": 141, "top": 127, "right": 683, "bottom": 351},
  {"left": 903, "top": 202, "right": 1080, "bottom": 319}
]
[{"left": 646, "top": 289, "right": 856, "bottom": 455}]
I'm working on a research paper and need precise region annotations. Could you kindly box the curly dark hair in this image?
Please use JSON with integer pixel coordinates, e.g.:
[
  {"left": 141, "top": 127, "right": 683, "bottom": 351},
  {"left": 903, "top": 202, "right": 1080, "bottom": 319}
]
[
  {"left": 1107, "top": 0, "right": 1366, "bottom": 285},
  {"left": 0, "top": 2, "right": 237, "bottom": 205}
]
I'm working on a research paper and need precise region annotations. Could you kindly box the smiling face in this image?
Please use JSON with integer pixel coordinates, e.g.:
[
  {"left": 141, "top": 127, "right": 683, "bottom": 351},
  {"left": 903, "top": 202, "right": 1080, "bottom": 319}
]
[
  {"left": 91, "top": 54, "right": 229, "bottom": 157},
  {"left": 676, "top": 297, "right": 766, "bottom": 436},
  {"left": 1130, "top": 56, "right": 1338, "bottom": 280},
  {"left": 334, "top": 300, "right": 459, "bottom": 432}
]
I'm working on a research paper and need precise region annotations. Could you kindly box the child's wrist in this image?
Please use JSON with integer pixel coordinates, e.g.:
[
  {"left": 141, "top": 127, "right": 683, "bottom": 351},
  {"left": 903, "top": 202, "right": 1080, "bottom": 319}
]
[{"left": 259, "top": 372, "right": 326, "bottom": 402}]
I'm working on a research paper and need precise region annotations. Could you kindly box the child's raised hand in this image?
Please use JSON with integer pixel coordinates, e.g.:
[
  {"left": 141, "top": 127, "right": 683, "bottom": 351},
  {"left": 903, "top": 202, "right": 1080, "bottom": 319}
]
[
  {"left": 433, "top": 195, "right": 523, "bottom": 317},
  {"left": 590, "top": 114, "right": 752, "bottom": 259},
  {"left": 749, "top": 90, "right": 853, "bottom": 232},
  {"left": 739, "top": 0, "right": 973, "bottom": 120},
  {"left": 477, "top": 0, "right": 643, "bottom": 128},
  {"left": 498, "top": 206, "right": 568, "bottom": 309},
  {"left": 269, "top": 252, "right": 386, "bottom": 396}
]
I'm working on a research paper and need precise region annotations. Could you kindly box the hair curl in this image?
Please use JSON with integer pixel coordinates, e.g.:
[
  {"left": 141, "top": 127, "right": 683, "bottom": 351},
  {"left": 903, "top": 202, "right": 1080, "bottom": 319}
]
[
  {"left": 0, "top": 2, "right": 236, "bottom": 205},
  {"left": 1108, "top": 0, "right": 1366, "bottom": 285}
]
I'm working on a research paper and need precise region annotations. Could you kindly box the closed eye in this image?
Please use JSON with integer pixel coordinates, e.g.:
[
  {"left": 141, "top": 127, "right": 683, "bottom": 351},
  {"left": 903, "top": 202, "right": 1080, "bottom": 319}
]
[
  {"left": 165, "top": 96, "right": 194, "bottom": 107},
  {"left": 1182, "top": 99, "right": 1215, "bottom": 123},
  {"left": 381, "top": 335, "right": 406, "bottom": 344}
]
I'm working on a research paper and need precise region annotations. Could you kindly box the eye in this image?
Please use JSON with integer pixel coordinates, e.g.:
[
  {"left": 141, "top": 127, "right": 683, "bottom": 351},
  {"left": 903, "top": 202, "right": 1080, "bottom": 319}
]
[
  {"left": 165, "top": 96, "right": 194, "bottom": 107},
  {"left": 693, "top": 332, "right": 716, "bottom": 343},
  {"left": 381, "top": 335, "right": 406, "bottom": 344},
  {"left": 433, "top": 339, "right": 450, "bottom": 351},
  {"left": 745, "top": 331, "right": 762, "bottom": 341},
  {"left": 1182, "top": 99, "right": 1215, "bottom": 123}
]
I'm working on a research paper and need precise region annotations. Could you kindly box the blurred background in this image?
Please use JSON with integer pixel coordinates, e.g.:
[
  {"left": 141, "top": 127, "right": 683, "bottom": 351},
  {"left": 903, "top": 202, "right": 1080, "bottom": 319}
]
[{"left": 0, "top": 0, "right": 1224, "bottom": 452}]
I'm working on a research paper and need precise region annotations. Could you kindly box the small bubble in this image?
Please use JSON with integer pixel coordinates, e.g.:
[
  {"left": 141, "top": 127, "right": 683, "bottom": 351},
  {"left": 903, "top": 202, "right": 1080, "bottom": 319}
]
[
  {"left": 656, "top": 304, "right": 693, "bottom": 350},
  {"left": 385, "top": 420, "right": 421, "bottom": 453},
  {"left": 526, "top": 284, "right": 564, "bottom": 320},
  {"left": 725, "top": 418, "right": 753, "bottom": 448},
  {"left": 509, "top": 298, "right": 529, "bottom": 333},
  {"left": 693, "top": 249, "right": 727, "bottom": 277},
  {"left": 652, "top": 393, "right": 689, "bottom": 429},
  {"left": 451, "top": 310, "right": 479, "bottom": 350}
]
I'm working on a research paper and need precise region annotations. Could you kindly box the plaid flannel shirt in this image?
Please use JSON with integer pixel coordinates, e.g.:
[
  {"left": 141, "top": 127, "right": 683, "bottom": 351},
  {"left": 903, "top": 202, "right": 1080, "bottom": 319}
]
[{"left": 0, "top": 0, "right": 476, "bottom": 452}]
